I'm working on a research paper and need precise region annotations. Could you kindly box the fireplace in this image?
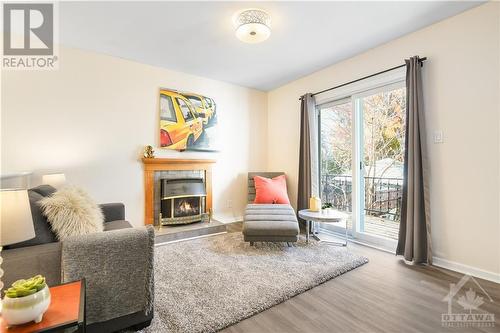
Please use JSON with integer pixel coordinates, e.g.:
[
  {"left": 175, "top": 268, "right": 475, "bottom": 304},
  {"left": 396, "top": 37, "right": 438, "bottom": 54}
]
[
  {"left": 142, "top": 158, "right": 215, "bottom": 225},
  {"left": 160, "top": 178, "right": 207, "bottom": 225}
]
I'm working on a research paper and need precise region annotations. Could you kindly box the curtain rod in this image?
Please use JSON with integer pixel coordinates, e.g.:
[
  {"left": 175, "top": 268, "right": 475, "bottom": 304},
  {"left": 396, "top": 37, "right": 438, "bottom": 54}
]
[{"left": 299, "top": 57, "right": 427, "bottom": 100}]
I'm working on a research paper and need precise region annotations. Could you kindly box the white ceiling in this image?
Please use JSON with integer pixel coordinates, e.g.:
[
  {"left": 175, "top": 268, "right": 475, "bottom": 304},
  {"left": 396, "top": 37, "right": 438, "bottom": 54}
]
[{"left": 60, "top": 1, "right": 482, "bottom": 91}]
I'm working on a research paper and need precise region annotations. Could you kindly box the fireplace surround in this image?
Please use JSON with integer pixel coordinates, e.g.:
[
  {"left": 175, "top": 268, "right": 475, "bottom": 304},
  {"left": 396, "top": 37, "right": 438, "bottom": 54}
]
[{"left": 142, "top": 158, "right": 215, "bottom": 225}]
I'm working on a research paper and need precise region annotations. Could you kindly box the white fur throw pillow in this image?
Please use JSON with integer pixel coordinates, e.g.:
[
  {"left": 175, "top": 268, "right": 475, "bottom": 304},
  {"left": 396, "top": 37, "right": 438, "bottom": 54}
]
[{"left": 39, "top": 186, "right": 104, "bottom": 241}]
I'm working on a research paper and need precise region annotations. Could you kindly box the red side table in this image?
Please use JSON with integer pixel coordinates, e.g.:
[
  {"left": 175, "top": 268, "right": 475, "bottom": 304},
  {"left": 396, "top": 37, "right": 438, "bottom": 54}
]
[{"left": 0, "top": 279, "right": 86, "bottom": 333}]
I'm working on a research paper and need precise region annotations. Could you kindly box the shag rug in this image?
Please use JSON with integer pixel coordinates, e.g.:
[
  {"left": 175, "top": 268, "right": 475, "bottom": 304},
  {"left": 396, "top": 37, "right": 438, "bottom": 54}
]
[{"left": 140, "top": 233, "right": 368, "bottom": 333}]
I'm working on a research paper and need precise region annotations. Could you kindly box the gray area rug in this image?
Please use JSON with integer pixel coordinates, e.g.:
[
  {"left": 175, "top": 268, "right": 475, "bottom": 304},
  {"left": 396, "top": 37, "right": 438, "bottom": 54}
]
[{"left": 140, "top": 232, "right": 368, "bottom": 333}]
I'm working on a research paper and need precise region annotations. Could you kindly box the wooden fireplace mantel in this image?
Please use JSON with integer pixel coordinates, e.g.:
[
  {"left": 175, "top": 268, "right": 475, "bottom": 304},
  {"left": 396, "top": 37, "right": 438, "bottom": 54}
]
[{"left": 142, "top": 158, "right": 216, "bottom": 225}]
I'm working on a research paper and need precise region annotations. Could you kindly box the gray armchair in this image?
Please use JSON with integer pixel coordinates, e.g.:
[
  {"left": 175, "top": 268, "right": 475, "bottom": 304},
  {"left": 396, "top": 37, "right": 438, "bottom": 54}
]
[{"left": 2, "top": 185, "right": 154, "bottom": 332}]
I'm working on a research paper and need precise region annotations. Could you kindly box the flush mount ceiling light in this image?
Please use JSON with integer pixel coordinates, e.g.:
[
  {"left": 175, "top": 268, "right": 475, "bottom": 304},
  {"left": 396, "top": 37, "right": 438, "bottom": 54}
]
[{"left": 233, "top": 8, "right": 271, "bottom": 44}]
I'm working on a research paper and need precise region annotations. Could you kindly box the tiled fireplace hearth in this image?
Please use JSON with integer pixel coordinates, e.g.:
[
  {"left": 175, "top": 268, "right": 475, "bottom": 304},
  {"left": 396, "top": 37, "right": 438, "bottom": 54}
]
[{"left": 142, "top": 158, "right": 215, "bottom": 226}]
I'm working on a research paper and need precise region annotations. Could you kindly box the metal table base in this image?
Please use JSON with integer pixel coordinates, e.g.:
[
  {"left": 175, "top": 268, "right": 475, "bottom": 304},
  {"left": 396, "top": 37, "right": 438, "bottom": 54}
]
[{"left": 306, "top": 220, "right": 348, "bottom": 246}]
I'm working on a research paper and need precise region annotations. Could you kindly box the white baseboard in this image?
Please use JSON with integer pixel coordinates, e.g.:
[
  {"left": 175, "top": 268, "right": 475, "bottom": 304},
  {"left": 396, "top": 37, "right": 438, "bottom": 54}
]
[
  {"left": 155, "top": 231, "right": 227, "bottom": 247},
  {"left": 432, "top": 256, "right": 500, "bottom": 284},
  {"left": 323, "top": 227, "right": 500, "bottom": 284},
  {"left": 212, "top": 215, "right": 243, "bottom": 224}
]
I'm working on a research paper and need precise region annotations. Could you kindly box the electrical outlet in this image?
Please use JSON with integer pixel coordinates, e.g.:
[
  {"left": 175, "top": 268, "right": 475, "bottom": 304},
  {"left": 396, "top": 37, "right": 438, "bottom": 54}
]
[
  {"left": 226, "top": 199, "right": 232, "bottom": 209},
  {"left": 434, "top": 130, "right": 444, "bottom": 144}
]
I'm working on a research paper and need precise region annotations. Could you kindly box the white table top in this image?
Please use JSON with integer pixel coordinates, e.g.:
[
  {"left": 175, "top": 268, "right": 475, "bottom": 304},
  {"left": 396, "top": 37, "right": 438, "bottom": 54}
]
[{"left": 298, "top": 209, "right": 348, "bottom": 222}]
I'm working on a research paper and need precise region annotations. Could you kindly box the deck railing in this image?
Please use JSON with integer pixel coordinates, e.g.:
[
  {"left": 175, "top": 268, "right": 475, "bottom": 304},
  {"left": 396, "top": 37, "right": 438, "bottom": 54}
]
[{"left": 320, "top": 174, "right": 403, "bottom": 221}]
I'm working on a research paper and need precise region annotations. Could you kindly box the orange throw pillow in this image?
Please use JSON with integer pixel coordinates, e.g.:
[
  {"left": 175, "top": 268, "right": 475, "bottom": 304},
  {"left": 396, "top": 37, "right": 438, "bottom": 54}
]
[{"left": 253, "top": 175, "right": 290, "bottom": 204}]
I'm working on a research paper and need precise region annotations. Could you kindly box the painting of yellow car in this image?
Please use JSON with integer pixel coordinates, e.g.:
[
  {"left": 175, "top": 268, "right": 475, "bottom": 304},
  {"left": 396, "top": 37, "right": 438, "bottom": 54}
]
[
  {"left": 159, "top": 89, "right": 219, "bottom": 151},
  {"left": 183, "top": 92, "right": 215, "bottom": 126},
  {"left": 159, "top": 89, "right": 204, "bottom": 150},
  {"left": 204, "top": 96, "right": 217, "bottom": 123}
]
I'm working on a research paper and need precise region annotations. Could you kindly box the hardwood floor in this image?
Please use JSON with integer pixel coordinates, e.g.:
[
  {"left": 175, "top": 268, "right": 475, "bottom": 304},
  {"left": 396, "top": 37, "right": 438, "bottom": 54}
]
[{"left": 222, "top": 222, "right": 500, "bottom": 333}]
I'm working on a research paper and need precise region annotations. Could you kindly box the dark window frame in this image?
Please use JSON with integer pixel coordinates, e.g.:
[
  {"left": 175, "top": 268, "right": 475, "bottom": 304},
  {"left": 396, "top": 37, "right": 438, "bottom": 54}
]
[
  {"left": 160, "top": 94, "right": 177, "bottom": 122},
  {"left": 185, "top": 95, "right": 203, "bottom": 109},
  {"left": 176, "top": 98, "right": 195, "bottom": 121}
]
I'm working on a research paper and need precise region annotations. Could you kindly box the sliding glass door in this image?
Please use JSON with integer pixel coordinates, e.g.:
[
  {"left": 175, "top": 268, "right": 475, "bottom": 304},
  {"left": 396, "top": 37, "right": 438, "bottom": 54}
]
[
  {"left": 319, "top": 99, "right": 354, "bottom": 232},
  {"left": 319, "top": 81, "right": 406, "bottom": 249}
]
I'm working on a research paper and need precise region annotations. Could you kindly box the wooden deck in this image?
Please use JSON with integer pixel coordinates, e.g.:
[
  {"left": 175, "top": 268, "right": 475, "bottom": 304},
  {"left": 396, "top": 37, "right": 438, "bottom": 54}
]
[{"left": 328, "top": 214, "right": 400, "bottom": 240}]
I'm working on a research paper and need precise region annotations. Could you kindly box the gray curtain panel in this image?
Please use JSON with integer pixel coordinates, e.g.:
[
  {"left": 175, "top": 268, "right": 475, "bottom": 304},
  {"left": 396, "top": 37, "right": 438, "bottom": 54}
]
[
  {"left": 297, "top": 93, "right": 318, "bottom": 219},
  {"left": 396, "top": 56, "right": 432, "bottom": 264}
]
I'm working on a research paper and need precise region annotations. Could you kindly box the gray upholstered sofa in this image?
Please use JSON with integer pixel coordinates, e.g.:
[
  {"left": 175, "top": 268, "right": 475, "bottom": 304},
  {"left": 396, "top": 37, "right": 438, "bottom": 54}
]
[
  {"left": 243, "top": 172, "right": 299, "bottom": 245},
  {"left": 2, "top": 185, "right": 154, "bottom": 333}
]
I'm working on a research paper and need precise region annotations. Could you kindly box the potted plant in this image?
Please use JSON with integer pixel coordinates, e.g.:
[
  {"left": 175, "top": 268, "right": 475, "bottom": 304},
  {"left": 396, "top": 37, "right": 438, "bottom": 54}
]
[
  {"left": 322, "top": 202, "right": 334, "bottom": 214},
  {"left": 2, "top": 275, "right": 51, "bottom": 326}
]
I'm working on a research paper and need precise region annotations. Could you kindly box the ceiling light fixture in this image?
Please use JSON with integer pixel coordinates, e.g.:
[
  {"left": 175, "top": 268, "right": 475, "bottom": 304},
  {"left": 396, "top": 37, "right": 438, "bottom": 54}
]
[{"left": 233, "top": 8, "right": 271, "bottom": 44}]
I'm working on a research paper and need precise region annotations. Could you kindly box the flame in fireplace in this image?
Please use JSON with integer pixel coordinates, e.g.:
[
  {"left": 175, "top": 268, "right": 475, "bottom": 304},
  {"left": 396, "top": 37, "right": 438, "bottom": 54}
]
[
  {"left": 175, "top": 198, "right": 199, "bottom": 217},
  {"left": 179, "top": 200, "right": 193, "bottom": 212}
]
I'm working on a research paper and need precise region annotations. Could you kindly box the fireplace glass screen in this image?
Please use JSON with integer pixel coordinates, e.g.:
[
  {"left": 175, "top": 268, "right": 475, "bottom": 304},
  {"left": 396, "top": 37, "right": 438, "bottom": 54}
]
[{"left": 174, "top": 197, "right": 200, "bottom": 217}]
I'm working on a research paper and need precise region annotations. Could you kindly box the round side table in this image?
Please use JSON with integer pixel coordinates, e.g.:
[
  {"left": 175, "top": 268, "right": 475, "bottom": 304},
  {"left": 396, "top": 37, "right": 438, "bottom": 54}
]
[{"left": 298, "top": 209, "right": 349, "bottom": 246}]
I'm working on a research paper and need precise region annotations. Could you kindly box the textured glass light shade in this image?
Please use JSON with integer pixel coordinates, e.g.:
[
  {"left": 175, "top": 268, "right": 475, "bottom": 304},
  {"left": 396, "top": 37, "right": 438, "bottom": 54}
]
[{"left": 234, "top": 9, "right": 271, "bottom": 43}]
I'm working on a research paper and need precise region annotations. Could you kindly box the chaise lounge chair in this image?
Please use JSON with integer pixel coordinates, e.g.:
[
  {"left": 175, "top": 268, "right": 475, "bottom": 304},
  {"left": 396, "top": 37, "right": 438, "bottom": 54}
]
[{"left": 243, "top": 172, "right": 300, "bottom": 246}]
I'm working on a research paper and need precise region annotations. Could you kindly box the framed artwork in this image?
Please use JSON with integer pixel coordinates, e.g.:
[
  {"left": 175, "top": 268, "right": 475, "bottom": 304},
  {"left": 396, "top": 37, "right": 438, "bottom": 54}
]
[{"left": 159, "top": 88, "right": 219, "bottom": 152}]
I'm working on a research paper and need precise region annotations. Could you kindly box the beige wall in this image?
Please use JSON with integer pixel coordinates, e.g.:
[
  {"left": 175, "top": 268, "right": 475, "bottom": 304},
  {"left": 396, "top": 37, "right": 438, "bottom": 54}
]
[
  {"left": 1, "top": 47, "right": 268, "bottom": 226},
  {"left": 268, "top": 3, "right": 500, "bottom": 276}
]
